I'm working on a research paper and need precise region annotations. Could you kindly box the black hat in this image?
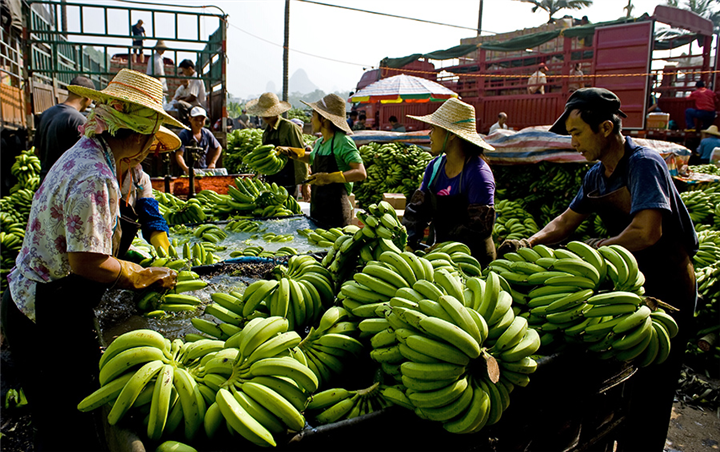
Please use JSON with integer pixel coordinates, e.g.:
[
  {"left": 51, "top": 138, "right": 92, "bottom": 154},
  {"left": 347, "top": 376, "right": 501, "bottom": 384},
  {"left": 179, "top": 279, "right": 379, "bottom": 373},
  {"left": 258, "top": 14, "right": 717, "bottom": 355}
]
[{"left": 549, "top": 87, "right": 627, "bottom": 135}]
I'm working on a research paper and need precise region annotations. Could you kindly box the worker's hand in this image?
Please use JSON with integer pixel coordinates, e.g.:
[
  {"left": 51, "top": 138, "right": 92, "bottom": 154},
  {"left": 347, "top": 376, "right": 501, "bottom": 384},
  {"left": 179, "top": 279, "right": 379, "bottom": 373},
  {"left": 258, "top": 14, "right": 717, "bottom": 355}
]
[
  {"left": 115, "top": 260, "right": 177, "bottom": 291},
  {"left": 309, "top": 172, "right": 346, "bottom": 186},
  {"left": 276, "top": 146, "right": 306, "bottom": 159},
  {"left": 207, "top": 162, "right": 216, "bottom": 169},
  {"left": 496, "top": 238, "right": 532, "bottom": 258},
  {"left": 149, "top": 231, "right": 170, "bottom": 254},
  {"left": 584, "top": 237, "right": 606, "bottom": 249},
  {"left": 301, "top": 184, "right": 311, "bottom": 202}
]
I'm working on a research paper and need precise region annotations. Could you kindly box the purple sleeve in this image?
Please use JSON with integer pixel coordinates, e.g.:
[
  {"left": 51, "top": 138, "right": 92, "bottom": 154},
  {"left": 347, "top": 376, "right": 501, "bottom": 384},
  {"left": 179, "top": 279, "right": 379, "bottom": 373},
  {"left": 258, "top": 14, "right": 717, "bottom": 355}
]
[{"left": 464, "top": 159, "right": 495, "bottom": 205}]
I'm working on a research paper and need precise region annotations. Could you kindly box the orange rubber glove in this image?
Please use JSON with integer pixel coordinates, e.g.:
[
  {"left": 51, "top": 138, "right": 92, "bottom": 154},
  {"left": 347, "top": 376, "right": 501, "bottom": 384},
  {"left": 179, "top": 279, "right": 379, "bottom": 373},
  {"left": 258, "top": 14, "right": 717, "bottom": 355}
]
[
  {"left": 114, "top": 260, "right": 177, "bottom": 291},
  {"left": 309, "top": 171, "right": 346, "bottom": 186},
  {"left": 149, "top": 231, "right": 170, "bottom": 254}
]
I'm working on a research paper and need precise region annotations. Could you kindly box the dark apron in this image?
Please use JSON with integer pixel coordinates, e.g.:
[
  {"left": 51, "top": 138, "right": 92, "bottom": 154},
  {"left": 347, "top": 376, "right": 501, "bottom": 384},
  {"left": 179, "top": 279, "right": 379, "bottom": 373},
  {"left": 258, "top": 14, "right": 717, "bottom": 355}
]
[
  {"left": 310, "top": 134, "right": 352, "bottom": 228},
  {"left": 428, "top": 158, "right": 496, "bottom": 267},
  {"left": 586, "top": 186, "right": 696, "bottom": 452}
]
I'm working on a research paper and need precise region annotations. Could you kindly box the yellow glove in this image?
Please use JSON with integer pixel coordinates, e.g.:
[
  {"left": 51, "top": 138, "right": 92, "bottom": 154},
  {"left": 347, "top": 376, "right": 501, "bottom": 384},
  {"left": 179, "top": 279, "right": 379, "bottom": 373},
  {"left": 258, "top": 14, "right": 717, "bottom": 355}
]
[
  {"left": 277, "top": 146, "right": 306, "bottom": 159},
  {"left": 114, "top": 260, "right": 177, "bottom": 291},
  {"left": 149, "top": 231, "right": 170, "bottom": 253},
  {"left": 309, "top": 171, "right": 346, "bottom": 186}
]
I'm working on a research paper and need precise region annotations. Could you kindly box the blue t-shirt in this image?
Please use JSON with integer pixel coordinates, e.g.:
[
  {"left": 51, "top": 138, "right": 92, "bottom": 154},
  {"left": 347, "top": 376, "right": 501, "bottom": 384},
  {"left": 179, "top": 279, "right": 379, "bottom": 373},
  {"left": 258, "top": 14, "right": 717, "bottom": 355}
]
[
  {"left": 420, "top": 155, "right": 495, "bottom": 205},
  {"left": 696, "top": 136, "right": 720, "bottom": 161},
  {"left": 178, "top": 128, "right": 221, "bottom": 169},
  {"left": 569, "top": 136, "right": 697, "bottom": 256}
]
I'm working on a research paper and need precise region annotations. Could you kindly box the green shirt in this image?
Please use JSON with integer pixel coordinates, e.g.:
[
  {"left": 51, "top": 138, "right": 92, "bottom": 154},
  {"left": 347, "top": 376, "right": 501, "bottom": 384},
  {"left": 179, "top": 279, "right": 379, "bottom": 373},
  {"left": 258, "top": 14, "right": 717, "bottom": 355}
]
[{"left": 309, "top": 131, "right": 363, "bottom": 195}]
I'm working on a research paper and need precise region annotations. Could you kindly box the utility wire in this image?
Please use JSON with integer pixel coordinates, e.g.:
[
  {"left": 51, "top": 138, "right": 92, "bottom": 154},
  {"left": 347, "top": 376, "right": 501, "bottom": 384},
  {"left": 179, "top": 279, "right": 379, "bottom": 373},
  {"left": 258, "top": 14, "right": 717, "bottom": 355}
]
[{"left": 295, "top": 0, "right": 495, "bottom": 33}]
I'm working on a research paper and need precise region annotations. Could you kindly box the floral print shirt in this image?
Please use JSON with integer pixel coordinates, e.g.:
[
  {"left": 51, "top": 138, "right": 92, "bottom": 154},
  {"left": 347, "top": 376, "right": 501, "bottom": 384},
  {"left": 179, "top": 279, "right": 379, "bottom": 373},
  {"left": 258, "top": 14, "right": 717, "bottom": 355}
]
[{"left": 8, "top": 137, "right": 121, "bottom": 322}]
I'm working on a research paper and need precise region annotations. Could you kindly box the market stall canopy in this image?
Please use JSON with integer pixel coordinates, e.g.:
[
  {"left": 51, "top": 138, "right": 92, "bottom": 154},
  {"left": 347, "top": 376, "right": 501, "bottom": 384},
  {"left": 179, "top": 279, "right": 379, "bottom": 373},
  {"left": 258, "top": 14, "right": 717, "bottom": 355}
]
[
  {"left": 381, "top": 12, "right": 708, "bottom": 69},
  {"left": 349, "top": 74, "right": 458, "bottom": 104}
]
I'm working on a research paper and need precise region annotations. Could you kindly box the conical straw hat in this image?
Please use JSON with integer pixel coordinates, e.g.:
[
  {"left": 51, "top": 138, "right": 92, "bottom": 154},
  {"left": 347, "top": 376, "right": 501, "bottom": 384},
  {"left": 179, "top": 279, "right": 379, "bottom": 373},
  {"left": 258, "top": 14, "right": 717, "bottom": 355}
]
[
  {"left": 245, "top": 92, "right": 292, "bottom": 117},
  {"left": 67, "top": 69, "right": 187, "bottom": 129},
  {"left": 408, "top": 98, "right": 493, "bottom": 151},
  {"left": 302, "top": 93, "right": 352, "bottom": 135}
]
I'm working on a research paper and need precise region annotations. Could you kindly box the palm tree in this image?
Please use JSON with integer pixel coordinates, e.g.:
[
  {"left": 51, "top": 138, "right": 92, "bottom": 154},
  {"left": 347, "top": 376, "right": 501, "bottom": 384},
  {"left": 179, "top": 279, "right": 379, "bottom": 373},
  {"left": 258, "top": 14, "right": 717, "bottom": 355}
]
[
  {"left": 514, "top": 0, "right": 594, "bottom": 23},
  {"left": 624, "top": 0, "right": 635, "bottom": 18}
]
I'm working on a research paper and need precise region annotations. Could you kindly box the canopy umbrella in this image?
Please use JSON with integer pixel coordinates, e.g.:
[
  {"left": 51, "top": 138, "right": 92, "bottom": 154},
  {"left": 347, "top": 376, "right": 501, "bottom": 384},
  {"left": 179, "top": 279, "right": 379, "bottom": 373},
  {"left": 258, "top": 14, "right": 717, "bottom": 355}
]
[{"left": 349, "top": 74, "right": 458, "bottom": 104}]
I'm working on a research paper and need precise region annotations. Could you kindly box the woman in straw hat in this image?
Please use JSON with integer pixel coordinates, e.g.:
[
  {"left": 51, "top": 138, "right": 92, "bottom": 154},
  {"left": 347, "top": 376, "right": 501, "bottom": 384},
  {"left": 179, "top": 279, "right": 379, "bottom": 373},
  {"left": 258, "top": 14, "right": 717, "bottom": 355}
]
[
  {"left": 1, "top": 69, "right": 185, "bottom": 451},
  {"left": 697, "top": 124, "right": 720, "bottom": 163},
  {"left": 402, "top": 98, "right": 497, "bottom": 266},
  {"left": 280, "top": 93, "right": 367, "bottom": 227},
  {"left": 246, "top": 92, "right": 308, "bottom": 196}
]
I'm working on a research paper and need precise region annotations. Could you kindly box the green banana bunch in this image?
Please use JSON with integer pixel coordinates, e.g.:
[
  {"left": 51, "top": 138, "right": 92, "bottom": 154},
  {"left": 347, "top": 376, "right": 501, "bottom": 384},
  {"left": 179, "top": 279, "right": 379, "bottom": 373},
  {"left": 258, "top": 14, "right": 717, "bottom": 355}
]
[
  {"left": 689, "top": 164, "right": 720, "bottom": 176},
  {"left": 261, "top": 232, "right": 294, "bottom": 243},
  {"left": 224, "top": 128, "right": 263, "bottom": 174},
  {"left": 243, "top": 144, "right": 288, "bottom": 176},
  {"left": 193, "top": 223, "right": 227, "bottom": 244},
  {"left": 9, "top": 148, "right": 42, "bottom": 192},
  {"left": 307, "top": 382, "right": 403, "bottom": 424},
  {"left": 681, "top": 190, "right": 715, "bottom": 224},
  {"left": 296, "top": 306, "right": 363, "bottom": 389},
  {"left": 492, "top": 199, "right": 539, "bottom": 245}
]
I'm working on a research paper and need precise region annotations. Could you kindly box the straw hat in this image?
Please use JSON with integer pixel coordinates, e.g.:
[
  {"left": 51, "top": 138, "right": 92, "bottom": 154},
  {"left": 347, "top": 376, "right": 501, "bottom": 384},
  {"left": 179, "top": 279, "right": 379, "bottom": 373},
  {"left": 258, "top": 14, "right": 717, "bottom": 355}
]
[
  {"left": 67, "top": 69, "right": 187, "bottom": 129},
  {"left": 702, "top": 125, "right": 720, "bottom": 137},
  {"left": 302, "top": 93, "right": 353, "bottom": 135},
  {"left": 246, "top": 92, "right": 291, "bottom": 117},
  {"left": 408, "top": 98, "right": 493, "bottom": 151},
  {"left": 154, "top": 40, "right": 168, "bottom": 51},
  {"left": 150, "top": 126, "right": 181, "bottom": 153}
]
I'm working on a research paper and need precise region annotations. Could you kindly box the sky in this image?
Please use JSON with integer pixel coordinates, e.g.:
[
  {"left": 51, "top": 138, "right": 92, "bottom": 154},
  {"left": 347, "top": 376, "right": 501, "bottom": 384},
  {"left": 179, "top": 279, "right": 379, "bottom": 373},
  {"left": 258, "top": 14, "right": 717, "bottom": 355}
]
[{"left": 59, "top": 0, "right": 687, "bottom": 99}]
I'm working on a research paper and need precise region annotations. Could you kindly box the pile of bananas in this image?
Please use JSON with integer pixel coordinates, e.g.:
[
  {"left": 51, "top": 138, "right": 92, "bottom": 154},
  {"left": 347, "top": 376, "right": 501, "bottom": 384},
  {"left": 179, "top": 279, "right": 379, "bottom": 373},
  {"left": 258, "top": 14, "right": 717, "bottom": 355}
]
[
  {"left": 9, "top": 149, "right": 41, "bottom": 192},
  {"left": 489, "top": 241, "right": 678, "bottom": 366},
  {"left": 296, "top": 306, "right": 363, "bottom": 388},
  {"left": 492, "top": 200, "right": 540, "bottom": 245},
  {"left": 79, "top": 315, "right": 318, "bottom": 446},
  {"left": 307, "top": 382, "right": 407, "bottom": 424},
  {"left": 141, "top": 241, "right": 220, "bottom": 268},
  {"left": 680, "top": 190, "right": 716, "bottom": 224},
  {"left": 154, "top": 191, "right": 209, "bottom": 226},
  {"left": 243, "top": 144, "right": 288, "bottom": 176},
  {"left": 690, "top": 164, "right": 720, "bottom": 176},
  {"left": 225, "top": 128, "right": 263, "bottom": 174},
  {"left": 695, "top": 231, "right": 720, "bottom": 268},
  {"left": 0, "top": 187, "right": 35, "bottom": 285},
  {"left": 354, "top": 142, "right": 433, "bottom": 209},
  {"left": 226, "top": 219, "right": 264, "bottom": 233},
  {"left": 320, "top": 202, "right": 408, "bottom": 285},
  {"left": 228, "top": 177, "right": 301, "bottom": 218}
]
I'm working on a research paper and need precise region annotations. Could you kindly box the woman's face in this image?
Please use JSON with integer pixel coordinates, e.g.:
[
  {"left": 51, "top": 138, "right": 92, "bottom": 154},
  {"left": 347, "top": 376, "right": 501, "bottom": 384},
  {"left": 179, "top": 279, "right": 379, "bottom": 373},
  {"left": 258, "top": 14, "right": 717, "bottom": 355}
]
[
  {"left": 311, "top": 111, "right": 322, "bottom": 133},
  {"left": 429, "top": 125, "right": 448, "bottom": 156}
]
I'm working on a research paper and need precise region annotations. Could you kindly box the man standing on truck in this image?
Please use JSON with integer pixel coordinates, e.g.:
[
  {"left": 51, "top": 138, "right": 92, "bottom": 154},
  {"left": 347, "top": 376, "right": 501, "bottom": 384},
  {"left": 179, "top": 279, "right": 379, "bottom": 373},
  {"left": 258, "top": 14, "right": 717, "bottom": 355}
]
[
  {"left": 175, "top": 107, "right": 222, "bottom": 175},
  {"left": 35, "top": 76, "right": 96, "bottom": 181},
  {"left": 131, "top": 19, "right": 145, "bottom": 64},
  {"left": 685, "top": 80, "right": 718, "bottom": 131},
  {"left": 146, "top": 40, "right": 168, "bottom": 94},
  {"left": 527, "top": 63, "right": 548, "bottom": 94},
  {"left": 497, "top": 87, "right": 697, "bottom": 452}
]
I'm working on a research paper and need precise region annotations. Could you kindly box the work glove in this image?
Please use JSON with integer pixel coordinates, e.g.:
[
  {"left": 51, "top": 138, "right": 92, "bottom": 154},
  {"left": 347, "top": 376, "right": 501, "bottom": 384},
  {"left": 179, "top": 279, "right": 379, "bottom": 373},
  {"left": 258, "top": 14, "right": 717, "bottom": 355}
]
[
  {"left": 276, "top": 146, "right": 306, "bottom": 159},
  {"left": 149, "top": 231, "right": 171, "bottom": 254},
  {"left": 115, "top": 260, "right": 177, "bottom": 291},
  {"left": 496, "top": 238, "right": 532, "bottom": 258},
  {"left": 584, "top": 237, "right": 606, "bottom": 249},
  {"left": 308, "top": 171, "right": 346, "bottom": 186}
]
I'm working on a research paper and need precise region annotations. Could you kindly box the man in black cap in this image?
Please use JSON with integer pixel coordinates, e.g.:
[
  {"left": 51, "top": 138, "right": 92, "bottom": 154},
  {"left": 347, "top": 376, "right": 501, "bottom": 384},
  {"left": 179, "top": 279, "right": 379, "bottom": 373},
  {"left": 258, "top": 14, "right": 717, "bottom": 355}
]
[{"left": 497, "top": 87, "right": 697, "bottom": 452}]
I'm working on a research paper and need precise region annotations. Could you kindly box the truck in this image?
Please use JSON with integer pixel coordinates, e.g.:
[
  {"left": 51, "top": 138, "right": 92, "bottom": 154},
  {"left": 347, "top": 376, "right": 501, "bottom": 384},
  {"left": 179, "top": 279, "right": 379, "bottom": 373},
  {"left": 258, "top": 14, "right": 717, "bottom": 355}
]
[
  {"left": 353, "top": 4, "right": 716, "bottom": 146},
  {"left": 0, "top": 0, "right": 228, "bottom": 191}
]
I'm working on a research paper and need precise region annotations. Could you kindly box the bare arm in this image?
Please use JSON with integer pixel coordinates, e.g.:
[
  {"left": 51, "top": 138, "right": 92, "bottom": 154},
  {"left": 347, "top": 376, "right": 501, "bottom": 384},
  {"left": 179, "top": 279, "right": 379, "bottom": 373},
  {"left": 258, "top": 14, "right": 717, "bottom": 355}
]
[
  {"left": 68, "top": 252, "right": 120, "bottom": 283},
  {"left": 596, "top": 209, "right": 663, "bottom": 251},
  {"left": 529, "top": 208, "right": 588, "bottom": 246},
  {"left": 175, "top": 151, "right": 189, "bottom": 175},
  {"left": 343, "top": 162, "right": 366, "bottom": 183},
  {"left": 206, "top": 146, "right": 222, "bottom": 169}
]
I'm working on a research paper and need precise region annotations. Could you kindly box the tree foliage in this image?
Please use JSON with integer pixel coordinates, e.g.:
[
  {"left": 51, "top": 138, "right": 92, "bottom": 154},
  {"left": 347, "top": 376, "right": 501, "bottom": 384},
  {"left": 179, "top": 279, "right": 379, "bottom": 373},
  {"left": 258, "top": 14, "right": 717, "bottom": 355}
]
[{"left": 514, "top": 0, "right": 593, "bottom": 23}]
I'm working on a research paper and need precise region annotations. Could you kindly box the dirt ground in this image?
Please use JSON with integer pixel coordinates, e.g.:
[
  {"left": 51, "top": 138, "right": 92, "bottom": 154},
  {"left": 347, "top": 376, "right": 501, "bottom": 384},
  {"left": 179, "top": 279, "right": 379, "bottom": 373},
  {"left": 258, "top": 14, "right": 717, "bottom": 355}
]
[{"left": 666, "top": 403, "right": 720, "bottom": 452}]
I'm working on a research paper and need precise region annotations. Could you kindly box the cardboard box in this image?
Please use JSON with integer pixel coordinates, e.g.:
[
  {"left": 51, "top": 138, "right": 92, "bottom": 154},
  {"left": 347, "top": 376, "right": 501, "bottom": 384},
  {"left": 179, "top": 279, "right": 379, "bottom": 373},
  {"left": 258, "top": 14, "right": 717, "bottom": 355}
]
[
  {"left": 382, "top": 193, "right": 406, "bottom": 210},
  {"left": 647, "top": 113, "right": 670, "bottom": 130},
  {"left": 396, "top": 210, "right": 404, "bottom": 222}
]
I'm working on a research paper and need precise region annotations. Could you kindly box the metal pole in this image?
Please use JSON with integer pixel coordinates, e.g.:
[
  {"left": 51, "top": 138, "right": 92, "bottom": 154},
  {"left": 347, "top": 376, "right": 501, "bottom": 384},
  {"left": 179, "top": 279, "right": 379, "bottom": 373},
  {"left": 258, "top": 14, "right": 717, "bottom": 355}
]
[
  {"left": 477, "top": 0, "right": 483, "bottom": 36},
  {"left": 282, "top": 0, "right": 290, "bottom": 108}
]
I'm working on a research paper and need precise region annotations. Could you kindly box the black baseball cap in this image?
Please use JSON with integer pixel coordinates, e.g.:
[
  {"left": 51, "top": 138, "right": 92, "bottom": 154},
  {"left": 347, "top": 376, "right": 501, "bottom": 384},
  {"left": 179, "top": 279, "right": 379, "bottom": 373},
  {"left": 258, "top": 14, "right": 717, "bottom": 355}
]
[{"left": 549, "top": 87, "right": 627, "bottom": 135}]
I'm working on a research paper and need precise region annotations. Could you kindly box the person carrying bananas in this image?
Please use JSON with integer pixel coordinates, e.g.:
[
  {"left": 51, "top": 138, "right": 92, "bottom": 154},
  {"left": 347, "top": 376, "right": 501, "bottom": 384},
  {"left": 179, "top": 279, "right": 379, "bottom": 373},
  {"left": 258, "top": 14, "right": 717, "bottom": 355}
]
[
  {"left": 245, "top": 92, "right": 308, "bottom": 197},
  {"left": 401, "top": 98, "right": 497, "bottom": 268},
  {"left": 497, "top": 87, "right": 698, "bottom": 452},
  {"left": 118, "top": 125, "right": 180, "bottom": 257},
  {"left": 0, "top": 69, "right": 184, "bottom": 451},
  {"left": 278, "top": 93, "right": 367, "bottom": 227}
]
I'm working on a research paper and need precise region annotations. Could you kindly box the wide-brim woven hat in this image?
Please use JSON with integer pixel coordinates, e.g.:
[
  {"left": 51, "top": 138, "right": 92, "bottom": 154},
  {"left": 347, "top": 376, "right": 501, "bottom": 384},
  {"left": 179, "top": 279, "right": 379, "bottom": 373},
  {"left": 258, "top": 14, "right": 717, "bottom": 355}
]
[
  {"left": 154, "top": 40, "right": 168, "bottom": 51},
  {"left": 302, "top": 93, "right": 353, "bottom": 135},
  {"left": 67, "top": 69, "right": 188, "bottom": 130},
  {"left": 702, "top": 125, "right": 720, "bottom": 136},
  {"left": 408, "top": 98, "right": 493, "bottom": 151},
  {"left": 150, "top": 126, "right": 181, "bottom": 153},
  {"left": 246, "top": 92, "right": 292, "bottom": 117}
]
